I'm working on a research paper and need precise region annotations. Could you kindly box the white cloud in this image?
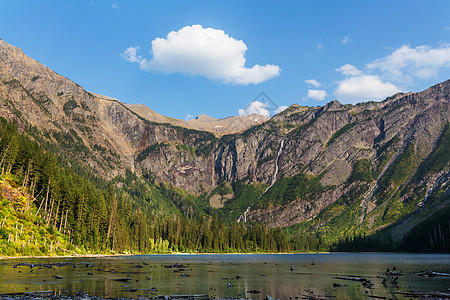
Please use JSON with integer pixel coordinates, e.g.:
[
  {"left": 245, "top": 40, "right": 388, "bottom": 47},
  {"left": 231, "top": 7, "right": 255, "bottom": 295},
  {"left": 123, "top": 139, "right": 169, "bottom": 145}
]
[
  {"left": 238, "top": 101, "right": 270, "bottom": 117},
  {"left": 335, "top": 74, "right": 400, "bottom": 103},
  {"left": 367, "top": 44, "right": 450, "bottom": 82},
  {"left": 306, "top": 89, "right": 327, "bottom": 101},
  {"left": 111, "top": 3, "right": 121, "bottom": 11},
  {"left": 185, "top": 114, "right": 195, "bottom": 121},
  {"left": 342, "top": 36, "right": 352, "bottom": 45},
  {"left": 336, "top": 64, "right": 363, "bottom": 77},
  {"left": 122, "top": 25, "right": 280, "bottom": 85},
  {"left": 121, "top": 46, "right": 142, "bottom": 63},
  {"left": 330, "top": 44, "right": 450, "bottom": 104},
  {"left": 305, "top": 79, "right": 321, "bottom": 87},
  {"left": 316, "top": 42, "right": 323, "bottom": 50},
  {"left": 275, "top": 105, "right": 289, "bottom": 114}
]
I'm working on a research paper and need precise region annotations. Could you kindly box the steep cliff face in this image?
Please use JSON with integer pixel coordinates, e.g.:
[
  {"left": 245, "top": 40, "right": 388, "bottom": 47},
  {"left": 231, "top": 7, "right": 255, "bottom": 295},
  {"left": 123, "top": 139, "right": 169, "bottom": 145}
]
[
  {"left": 232, "top": 82, "right": 449, "bottom": 228},
  {"left": 0, "top": 39, "right": 218, "bottom": 190},
  {"left": 0, "top": 39, "right": 449, "bottom": 233}
]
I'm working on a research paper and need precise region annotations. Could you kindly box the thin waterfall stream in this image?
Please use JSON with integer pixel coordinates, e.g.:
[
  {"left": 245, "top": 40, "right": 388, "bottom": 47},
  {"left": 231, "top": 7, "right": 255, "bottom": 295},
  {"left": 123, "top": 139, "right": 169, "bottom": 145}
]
[
  {"left": 238, "top": 139, "right": 285, "bottom": 223},
  {"left": 419, "top": 171, "right": 447, "bottom": 207}
]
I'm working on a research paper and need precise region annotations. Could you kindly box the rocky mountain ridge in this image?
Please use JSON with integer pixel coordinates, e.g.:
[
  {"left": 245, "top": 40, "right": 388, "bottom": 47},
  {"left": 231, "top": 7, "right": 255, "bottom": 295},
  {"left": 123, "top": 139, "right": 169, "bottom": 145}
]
[
  {"left": 124, "top": 102, "right": 269, "bottom": 136},
  {"left": 0, "top": 38, "right": 449, "bottom": 237}
]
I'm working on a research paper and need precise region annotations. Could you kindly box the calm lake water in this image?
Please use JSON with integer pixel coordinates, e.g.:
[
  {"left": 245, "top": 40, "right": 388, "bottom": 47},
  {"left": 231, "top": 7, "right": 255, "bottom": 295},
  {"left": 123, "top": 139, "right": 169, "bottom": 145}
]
[{"left": 0, "top": 253, "right": 449, "bottom": 299}]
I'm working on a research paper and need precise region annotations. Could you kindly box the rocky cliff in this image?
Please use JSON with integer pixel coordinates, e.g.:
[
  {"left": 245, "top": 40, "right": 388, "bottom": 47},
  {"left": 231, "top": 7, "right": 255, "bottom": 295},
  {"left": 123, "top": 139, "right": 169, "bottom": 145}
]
[{"left": 0, "top": 38, "right": 448, "bottom": 236}]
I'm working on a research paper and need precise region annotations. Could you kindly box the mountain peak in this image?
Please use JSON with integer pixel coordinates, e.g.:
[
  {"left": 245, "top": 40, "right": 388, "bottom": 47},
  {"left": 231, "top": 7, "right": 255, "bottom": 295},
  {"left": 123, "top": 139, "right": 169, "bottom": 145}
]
[
  {"left": 194, "top": 114, "right": 218, "bottom": 121},
  {"left": 324, "top": 99, "right": 343, "bottom": 111}
]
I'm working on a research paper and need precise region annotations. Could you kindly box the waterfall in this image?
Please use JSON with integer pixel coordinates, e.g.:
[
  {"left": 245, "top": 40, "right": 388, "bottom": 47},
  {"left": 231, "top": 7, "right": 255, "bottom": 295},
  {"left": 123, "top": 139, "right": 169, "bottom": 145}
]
[
  {"left": 422, "top": 173, "right": 446, "bottom": 206},
  {"left": 237, "top": 206, "right": 251, "bottom": 223},
  {"left": 265, "top": 139, "right": 285, "bottom": 192},
  {"left": 238, "top": 139, "right": 285, "bottom": 223}
]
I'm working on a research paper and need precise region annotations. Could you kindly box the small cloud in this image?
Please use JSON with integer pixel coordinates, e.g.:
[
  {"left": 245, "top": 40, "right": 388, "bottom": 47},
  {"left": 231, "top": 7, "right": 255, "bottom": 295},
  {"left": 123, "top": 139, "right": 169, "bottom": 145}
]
[
  {"left": 306, "top": 89, "right": 327, "bottom": 101},
  {"left": 185, "top": 114, "right": 196, "bottom": 121},
  {"left": 238, "top": 101, "right": 270, "bottom": 117},
  {"left": 305, "top": 79, "right": 321, "bottom": 88},
  {"left": 123, "top": 24, "right": 280, "bottom": 85},
  {"left": 316, "top": 42, "right": 323, "bottom": 50},
  {"left": 111, "top": 3, "right": 121, "bottom": 12},
  {"left": 334, "top": 74, "right": 400, "bottom": 103},
  {"left": 444, "top": 27, "right": 450, "bottom": 31},
  {"left": 275, "top": 105, "right": 289, "bottom": 114},
  {"left": 342, "top": 35, "right": 352, "bottom": 45},
  {"left": 336, "top": 64, "right": 363, "bottom": 77},
  {"left": 121, "top": 46, "right": 142, "bottom": 63}
]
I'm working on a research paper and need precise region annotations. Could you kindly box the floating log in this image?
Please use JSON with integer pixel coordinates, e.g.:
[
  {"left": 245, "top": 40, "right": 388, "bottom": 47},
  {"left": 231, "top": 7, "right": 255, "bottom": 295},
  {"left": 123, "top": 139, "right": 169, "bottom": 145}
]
[
  {"left": 155, "top": 294, "right": 209, "bottom": 299},
  {"left": 385, "top": 271, "right": 402, "bottom": 276},
  {"left": 332, "top": 276, "right": 366, "bottom": 282},
  {"left": 113, "top": 277, "right": 131, "bottom": 282},
  {"left": 362, "top": 280, "right": 375, "bottom": 288},
  {"left": 333, "top": 282, "right": 347, "bottom": 287},
  {"left": 414, "top": 270, "right": 450, "bottom": 277}
]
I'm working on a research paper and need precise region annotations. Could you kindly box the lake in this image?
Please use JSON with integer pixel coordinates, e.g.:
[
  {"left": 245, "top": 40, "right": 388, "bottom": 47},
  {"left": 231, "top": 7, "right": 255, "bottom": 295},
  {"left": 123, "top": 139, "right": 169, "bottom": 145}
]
[{"left": 0, "top": 253, "right": 449, "bottom": 299}]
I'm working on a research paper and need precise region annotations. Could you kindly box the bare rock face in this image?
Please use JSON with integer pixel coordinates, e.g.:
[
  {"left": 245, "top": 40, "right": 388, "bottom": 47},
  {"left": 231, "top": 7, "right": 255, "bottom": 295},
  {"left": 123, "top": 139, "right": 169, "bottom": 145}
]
[{"left": 0, "top": 39, "right": 449, "bottom": 228}]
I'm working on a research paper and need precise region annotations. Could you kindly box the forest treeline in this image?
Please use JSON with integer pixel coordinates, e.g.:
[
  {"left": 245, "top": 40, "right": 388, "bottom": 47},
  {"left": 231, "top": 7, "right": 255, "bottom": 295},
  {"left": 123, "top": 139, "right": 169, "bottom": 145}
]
[{"left": 0, "top": 118, "right": 291, "bottom": 255}]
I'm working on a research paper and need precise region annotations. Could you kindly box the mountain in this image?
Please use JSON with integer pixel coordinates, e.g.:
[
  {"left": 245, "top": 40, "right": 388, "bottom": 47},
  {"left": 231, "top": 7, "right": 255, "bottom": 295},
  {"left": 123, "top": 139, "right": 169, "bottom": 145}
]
[
  {"left": 124, "top": 102, "right": 269, "bottom": 136},
  {"left": 0, "top": 38, "right": 449, "bottom": 249}
]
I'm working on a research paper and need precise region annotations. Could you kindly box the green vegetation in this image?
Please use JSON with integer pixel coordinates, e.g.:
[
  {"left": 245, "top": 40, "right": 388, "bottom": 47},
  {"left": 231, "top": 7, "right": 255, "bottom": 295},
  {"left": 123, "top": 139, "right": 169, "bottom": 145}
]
[
  {"left": 286, "top": 122, "right": 312, "bottom": 139},
  {"left": 175, "top": 143, "right": 196, "bottom": 156},
  {"left": 63, "top": 99, "right": 79, "bottom": 116},
  {"left": 136, "top": 142, "right": 168, "bottom": 162},
  {"left": 402, "top": 195, "right": 449, "bottom": 252},
  {"left": 50, "top": 129, "right": 90, "bottom": 156},
  {"left": 415, "top": 123, "right": 450, "bottom": 177},
  {"left": 217, "top": 181, "right": 265, "bottom": 222},
  {"left": 375, "top": 151, "right": 393, "bottom": 177},
  {"left": 375, "top": 144, "right": 417, "bottom": 202},
  {"left": 285, "top": 183, "right": 370, "bottom": 248},
  {"left": 376, "top": 135, "right": 400, "bottom": 156},
  {"left": 326, "top": 121, "right": 357, "bottom": 147},
  {"left": 332, "top": 181, "right": 449, "bottom": 253},
  {"left": 256, "top": 172, "right": 327, "bottom": 208},
  {"left": 0, "top": 174, "right": 74, "bottom": 256},
  {"left": 348, "top": 159, "right": 374, "bottom": 183}
]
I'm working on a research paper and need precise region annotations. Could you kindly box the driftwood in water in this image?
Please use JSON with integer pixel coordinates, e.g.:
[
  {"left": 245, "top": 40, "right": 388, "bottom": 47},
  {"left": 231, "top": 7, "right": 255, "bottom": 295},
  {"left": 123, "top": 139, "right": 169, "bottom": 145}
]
[
  {"left": 112, "top": 277, "right": 131, "bottom": 282},
  {"left": 385, "top": 271, "right": 402, "bottom": 276},
  {"left": 155, "top": 295, "right": 209, "bottom": 299},
  {"left": 332, "top": 276, "right": 366, "bottom": 282},
  {"left": 414, "top": 270, "right": 450, "bottom": 277},
  {"left": 333, "top": 282, "right": 347, "bottom": 287}
]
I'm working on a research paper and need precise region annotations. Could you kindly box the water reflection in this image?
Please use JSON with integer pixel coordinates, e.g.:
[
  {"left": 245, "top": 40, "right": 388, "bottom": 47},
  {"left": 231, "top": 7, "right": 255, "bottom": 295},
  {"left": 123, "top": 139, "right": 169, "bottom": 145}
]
[{"left": 0, "top": 253, "right": 449, "bottom": 299}]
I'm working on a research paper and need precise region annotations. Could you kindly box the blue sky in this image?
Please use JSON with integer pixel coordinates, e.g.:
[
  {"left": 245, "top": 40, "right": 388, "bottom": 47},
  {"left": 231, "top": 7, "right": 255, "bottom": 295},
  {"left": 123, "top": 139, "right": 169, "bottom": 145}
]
[{"left": 1, "top": 1, "right": 449, "bottom": 120}]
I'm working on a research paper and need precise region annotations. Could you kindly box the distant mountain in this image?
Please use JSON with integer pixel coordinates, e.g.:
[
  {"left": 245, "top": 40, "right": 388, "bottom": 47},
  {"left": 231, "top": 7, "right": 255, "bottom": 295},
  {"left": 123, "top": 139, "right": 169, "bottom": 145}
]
[
  {"left": 124, "top": 103, "right": 269, "bottom": 136},
  {"left": 0, "top": 38, "right": 448, "bottom": 248}
]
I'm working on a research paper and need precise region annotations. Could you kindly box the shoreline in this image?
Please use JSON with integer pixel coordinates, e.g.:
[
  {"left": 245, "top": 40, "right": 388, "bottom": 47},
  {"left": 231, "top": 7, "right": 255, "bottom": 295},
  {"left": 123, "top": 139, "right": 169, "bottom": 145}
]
[
  {"left": 3, "top": 251, "right": 445, "bottom": 260},
  {"left": 0, "top": 251, "right": 331, "bottom": 260}
]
